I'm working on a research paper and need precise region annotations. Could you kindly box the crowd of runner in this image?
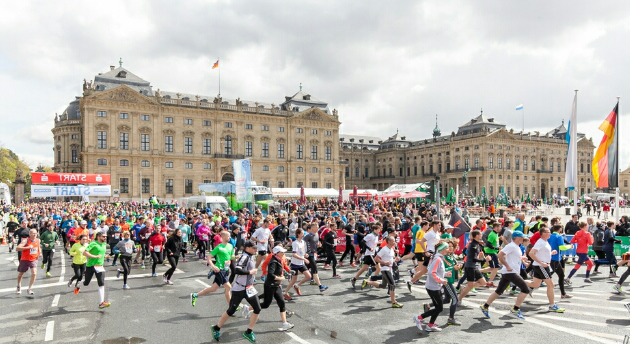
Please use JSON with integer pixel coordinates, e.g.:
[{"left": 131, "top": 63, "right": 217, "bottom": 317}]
[{"left": 2, "top": 199, "right": 630, "bottom": 342}]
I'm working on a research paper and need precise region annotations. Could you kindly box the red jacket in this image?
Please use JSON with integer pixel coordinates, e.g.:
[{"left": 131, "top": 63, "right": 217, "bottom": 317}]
[
  {"left": 148, "top": 232, "right": 165, "bottom": 252},
  {"left": 571, "top": 230, "right": 593, "bottom": 254}
]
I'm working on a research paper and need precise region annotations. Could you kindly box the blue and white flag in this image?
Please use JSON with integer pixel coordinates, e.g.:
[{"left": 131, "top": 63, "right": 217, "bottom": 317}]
[
  {"left": 565, "top": 93, "right": 578, "bottom": 191},
  {"left": 515, "top": 104, "right": 524, "bottom": 111}
]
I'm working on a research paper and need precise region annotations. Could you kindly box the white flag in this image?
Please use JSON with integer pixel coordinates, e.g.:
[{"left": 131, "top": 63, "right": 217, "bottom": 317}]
[{"left": 565, "top": 93, "right": 578, "bottom": 191}]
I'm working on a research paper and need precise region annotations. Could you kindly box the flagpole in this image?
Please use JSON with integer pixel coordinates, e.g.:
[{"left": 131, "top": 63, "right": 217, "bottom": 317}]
[
  {"left": 615, "top": 96, "right": 620, "bottom": 224},
  {"left": 218, "top": 57, "right": 221, "bottom": 96},
  {"left": 522, "top": 102, "right": 525, "bottom": 132},
  {"left": 573, "top": 90, "right": 578, "bottom": 215}
]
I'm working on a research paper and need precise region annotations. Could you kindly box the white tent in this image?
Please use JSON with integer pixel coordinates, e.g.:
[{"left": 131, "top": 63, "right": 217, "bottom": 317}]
[
  {"left": 381, "top": 183, "right": 428, "bottom": 194},
  {"left": 342, "top": 189, "right": 378, "bottom": 199},
  {"left": 272, "top": 188, "right": 339, "bottom": 198},
  {"left": 0, "top": 183, "right": 11, "bottom": 205}
]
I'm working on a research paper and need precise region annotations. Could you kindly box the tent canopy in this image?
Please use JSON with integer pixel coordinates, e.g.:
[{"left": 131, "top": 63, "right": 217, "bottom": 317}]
[
  {"left": 272, "top": 188, "right": 339, "bottom": 198},
  {"left": 401, "top": 191, "right": 428, "bottom": 199}
]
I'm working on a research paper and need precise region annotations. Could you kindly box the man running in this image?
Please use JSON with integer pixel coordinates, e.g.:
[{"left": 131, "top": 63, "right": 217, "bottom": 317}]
[
  {"left": 252, "top": 219, "right": 272, "bottom": 275},
  {"left": 351, "top": 223, "right": 382, "bottom": 288},
  {"left": 82, "top": 231, "right": 111, "bottom": 309},
  {"left": 304, "top": 223, "right": 328, "bottom": 292},
  {"left": 40, "top": 222, "right": 59, "bottom": 278},
  {"left": 458, "top": 230, "right": 490, "bottom": 303},
  {"left": 408, "top": 220, "right": 440, "bottom": 291},
  {"left": 361, "top": 236, "right": 403, "bottom": 308},
  {"left": 285, "top": 228, "right": 312, "bottom": 300},
  {"left": 479, "top": 231, "right": 530, "bottom": 320},
  {"left": 211, "top": 240, "right": 261, "bottom": 343},
  {"left": 16, "top": 228, "right": 41, "bottom": 295},
  {"left": 191, "top": 231, "right": 234, "bottom": 306}
]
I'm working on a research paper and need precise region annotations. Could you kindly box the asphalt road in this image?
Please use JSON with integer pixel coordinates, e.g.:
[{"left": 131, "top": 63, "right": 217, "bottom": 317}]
[{"left": 2, "top": 209, "right": 630, "bottom": 344}]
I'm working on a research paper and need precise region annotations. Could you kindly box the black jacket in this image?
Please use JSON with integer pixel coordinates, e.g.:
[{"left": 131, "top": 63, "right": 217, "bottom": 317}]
[
  {"left": 165, "top": 235, "right": 182, "bottom": 257},
  {"left": 265, "top": 255, "right": 284, "bottom": 287}
]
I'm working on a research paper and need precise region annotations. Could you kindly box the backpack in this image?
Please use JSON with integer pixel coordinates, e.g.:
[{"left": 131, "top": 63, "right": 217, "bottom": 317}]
[{"left": 594, "top": 229, "right": 605, "bottom": 246}]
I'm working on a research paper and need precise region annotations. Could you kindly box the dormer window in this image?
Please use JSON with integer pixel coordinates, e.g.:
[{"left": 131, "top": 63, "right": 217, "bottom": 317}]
[
  {"left": 164, "top": 95, "right": 171, "bottom": 99},
  {"left": 116, "top": 71, "right": 127, "bottom": 78},
  {"left": 303, "top": 94, "right": 311, "bottom": 100}
]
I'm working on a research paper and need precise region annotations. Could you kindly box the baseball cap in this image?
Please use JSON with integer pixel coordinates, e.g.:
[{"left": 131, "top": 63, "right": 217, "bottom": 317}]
[
  {"left": 272, "top": 246, "right": 287, "bottom": 254},
  {"left": 243, "top": 240, "right": 256, "bottom": 249},
  {"left": 512, "top": 231, "right": 526, "bottom": 239},
  {"left": 80, "top": 220, "right": 87, "bottom": 225},
  {"left": 444, "top": 224, "right": 454, "bottom": 229}
]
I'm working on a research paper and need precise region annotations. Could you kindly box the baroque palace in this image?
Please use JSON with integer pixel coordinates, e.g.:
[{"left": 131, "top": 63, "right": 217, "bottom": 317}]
[
  {"left": 340, "top": 113, "right": 596, "bottom": 199},
  {"left": 52, "top": 63, "right": 342, "bottom": 200}
]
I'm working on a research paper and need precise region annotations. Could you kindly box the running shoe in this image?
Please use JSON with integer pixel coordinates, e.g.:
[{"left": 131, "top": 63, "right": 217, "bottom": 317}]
[
  {"left": 561, "top": 294, "right": 573, "bottom": 299},
  {"left": 67, "top": 280, "right": 73, "bottom": 287},
  {"left": 447, "top": 318, "right": 462, "bottom": 326},
  {"left": 123, "top": 284, "right": 130, "bottom": 290},
  {"left": 294, "top": 285, "right": 302, "bottom": 296},
  {"left": 610, "top": 273, "right": 618, "bottom": 278},
  {"left": 112, "top": 263, "right": 117, "bottom": 266},
  {"left": 284, "top": 293, "right": 293, "bottom": 301},
  {"left": 332, "top": 275, "right": 341, "bottom": 279},
  {"left": 351, "top": 277, "right": 356, "bottom": 288},
  {"left": 27, "top": 289, "right": 34, "bottom": 295},
  {"left": 392, "top": 302, "right": 404, "bottom": 308},
  {"left": 166, "top": 280, "right": 173, "bottom": 285},
  {"left": 163, "top": 276, "right": 168, "bottom": 283},
  {"left": 564, "top": 278, "right": 572, "bottom": 286},
  {"left": 151, "top": 273, "right": 157, "bottom": 277},
  {"left": 191, "top": 293, "right": 198, "bottom": 307},
  {"left": 455, "top": 287, "right": 460, "bottom": 293},
  {"left": 323, "top": 264, "right": 331, "bottom": 270},
  {"left": 46, "top": 272, "right": 51, "bottom": 277},
  {"left": 509, "top": 288, "right": 520, "bottom": 295},
  {"left": 279, "top": 322, "right": 294, "bottom": 331},
  {"left": 319, "top": 285, "right": 329, "bottom": 292},
  {"left": 486, "top": 282, "right": 497, "bottom": 288},
  {"left": 470, "top": 288, "right": 478, "bottom": 294},
  {"left": 614, "top": 284, "right": 624, "bottom": 294},
  {"left": 584, "top": 278, "right": 593, "bottom": 283},
  {"left": 350, "top": 263, "right": 357, "bottom": 267},
  {"left": 41, "top": 263, "right": 45, "bottom": 269},
  {"left": 99, "top": 302, "right": 111, "bottom": 309},
  {"left": 261, "top": 276, "right": 266, "bottom": 282},
  {"left": 548, "top": 304, "right": 565, "bottom": 313},
  {"left": 479, "top": 305, "right": 490, "bottom": 318},
  {"left": 413, "top": 315, "right": 424, "bottom": 331},
  {"left": 624, "top": 303, "right": 630, "bottom": 316},
  {"left": 242, "top": 331, "right": 256, "bottom": 343},
  {"left": 338, "top": 261, "right": 344, "bottom": 267},
  {"left": 117, "top": 269, "right": 122, "bottom": 279},
  {"left": 211, "top": 326, "right": 221, "bottom": 342},
  {"left": 16, "top": 287, "right": 21, "bottom": 295},
  {"left": 310, "top": 280, "right": 317, "bottom": 285},
  {"left": 592, "top": 271, "right": 601, "bottom": 275},
  {"left": 183, "top": 258, "right": 188, "bottom": 262},
  {"left": 408, "top": 269, "right": 414, "bottom": 278},
  {"left": 425, "top": 323, "right": 442, "bottom": 332},
  {"left": 528, "top": 287, "right": 534, "bottom": 298},
  {"left": 361, "top": 280, "right": 368, "bottom": 290},
  {"left": 423, "top": 303, "right": 430, "bottom": 313},
  {"left": 141, "top": 264, "right": 146, "bottom": 269},
  {"left": 366, "top": 267, "right": 373, "bottom": 277},
  {"left": 74, "top": 287, "right": 80, "bottom": 294},
  {"left": 286, "top": 311, "right": 294, "bottom": 318},
  {"left": 407, "top": 281, "right": 412, "bottom": 293},
  {"left": 510, "top": 307, "right": 525, "bottom": 320},
  {"left": 241, "top": 305, "right": 251, "bottom": 318},
  {"left": 540, "top": 282, "right": 547, "bottom": 287}
]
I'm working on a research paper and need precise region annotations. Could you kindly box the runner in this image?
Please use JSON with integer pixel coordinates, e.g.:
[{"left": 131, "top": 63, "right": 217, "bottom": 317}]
[
  {"left": 414, "top": 242, "right": 451, "bottom": 332},
  {"left": 423, "top": 239, "right": 461, "bottom": 325},
  {"left": 211, "top": 240, "right": 261, "bottom": 343},
  {"left": 479, "top": 231, "right": 530, "bottom": 320},
  {"left": 148, "top": 226, "right": 166, "bottom": 277},
  {"left": 351, "top": 223, "right": 382, "bottom": 288},
  {"left": 361, "top": 236, "right": 404, "bottom": 308},
  {"left": 483, "top": 222, "right": 501, "bottom": 287},
  {"left": 259, "top": 245, "right": 294, "bottom": 332},
  {"left": 285, "top": 228, "right": 312, "bottom": 300},
  {"left": 16, "top": 228, "right": 41, "bottom": 295},
  {"left": 252, "top": 219, "right": 272, "bottom": 275},
  {"left": 458, "top": 230, "right": 490, "bottom": 303},
  {"left": 407, "top": 221, "right": 435, "bottom": 291},
  {"left": 323, "top": 222, "right": 340, "bottom": 278},
  {"left": 304, "top": 223, "right": 328, "bottom": 292},
  {"left": 164, "top": 228, "right": 182, "bottom": 284},
  {"left": 114, "top": 231, "right": 136, "bottom": 289},
  {"left": 548, "top": 224, "right": 571, "bottom": 298},
  {"left": 339, "top": 217, "right": 357, "bottom": 267},
  {"left": 40, "top": 221, "right": 59, "bottom": 278},
  {"left": 528, "top": 226, "right": 564, "bottom": 313},
  {"left": 68, "top": 234, "right": 88, "bottom": 292},
  {"left": 81, "top": 231, "right": 111, "bottom": 308},
  {"left": 191, "top": 231, "right": 234, "bottom": 306}
]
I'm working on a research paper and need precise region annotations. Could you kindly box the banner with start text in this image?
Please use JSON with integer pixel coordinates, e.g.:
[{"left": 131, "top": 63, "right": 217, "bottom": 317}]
[
  {"left": 31, "top": 185, "right": 112, "bottom": 197},
  {"left": 31, "top": 173, "right": 111, "bottom": 185}
]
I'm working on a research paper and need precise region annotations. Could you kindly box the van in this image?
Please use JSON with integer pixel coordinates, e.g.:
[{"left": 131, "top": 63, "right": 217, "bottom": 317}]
[{"left": 185, "top": 196, "right": 230, "bottom": 212}]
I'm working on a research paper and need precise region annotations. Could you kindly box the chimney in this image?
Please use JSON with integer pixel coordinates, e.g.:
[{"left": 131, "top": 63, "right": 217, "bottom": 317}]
[{"left": 110, "top": 66, "right": 115, "bottom": 71}]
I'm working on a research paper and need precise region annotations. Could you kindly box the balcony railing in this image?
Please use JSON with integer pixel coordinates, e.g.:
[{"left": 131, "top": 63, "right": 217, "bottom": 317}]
[{"left": 214, "top": 153, "right": 245, "bottom": 159}]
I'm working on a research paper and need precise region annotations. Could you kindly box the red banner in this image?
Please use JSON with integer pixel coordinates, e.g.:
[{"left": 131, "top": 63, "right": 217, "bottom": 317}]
[{"left": 31, "top": 173, "right": 111, "bottom": 185}]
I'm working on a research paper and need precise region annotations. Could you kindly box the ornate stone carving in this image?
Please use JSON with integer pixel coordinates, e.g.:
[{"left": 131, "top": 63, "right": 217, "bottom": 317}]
[
  {"left": 276, "top": 138, "right": 286, "bottom": 144},
  {"left": 118, "top": 125, "right": 131, "bottom": 131},
  {"left": 221, "top": 166, "right": 230, "bottom": 174},
  {"left": 244, "top": 135, "right": 255, "bottom": 141},
  {"left": 109, "top": 88, "right": 138, "bottom": 102},
  {"left": 296, "top": 138, "right": 305, "bottom": 145},
  {"left": 310, "top": 139, "right": 319, "bottom": 145},
  {"left": 201, "top": 132, "right": 213, "bottom": 138},
  {"left": 183, "top": 130, "right": 195, "bottom": 137},
  {"left": 163, "top": 129, "right": 176, "bottom": 135},
  {"left": 260, "top": 136, "right": 270, "bottom": 143},
  {"left": 139, "top": 126, "right": 152, "bottom": 133},
  {"left": 324, "top": 140, "right": 333, "bottom": 147},
  {"left": 95, "top": 123, "right": 109, "bottom": 130}
]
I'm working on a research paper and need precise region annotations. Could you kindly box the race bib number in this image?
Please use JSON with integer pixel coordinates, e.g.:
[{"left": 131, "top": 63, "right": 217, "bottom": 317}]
[
  {"left": 30, "top": 248, "right": 38, "bottom": 255},
  {"left": 246, "top": 285, "right": 258, "bottom": 297},
  {"left": 202, "top": 235, "right": 208, "bottom": 241},
  {"left": 114, "top": 233, "right": 120, "bottom": 239},
  {"left": 94, "top": 265, "right": 105, "bottom": 273},
  {"left": 333, "top": 239, "right": 338, "bottom": 246},
  {"left": 154, "top": 246, "right": 161, "bottom": 252}
]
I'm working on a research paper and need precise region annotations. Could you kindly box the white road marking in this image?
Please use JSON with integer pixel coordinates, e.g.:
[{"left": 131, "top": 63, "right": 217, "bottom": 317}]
[
  {"left": 412, "top": 285, "right": 621, "bottom": 344},
  {"left": 195, "top": 279, "right": 211, "bottom": 288},
  {"left": 0, "top": 269, "right": 185, "bottom": 293},
  {"left": 58, "top": 251, "right": 65, "bottom": 283},
  {"left": 286, "top": 332, "right": 312, "bottom": 344},
  {"left": 13, "top": 260, "right": 18, "bottom": 266},
  {"left": 5, "top": 257, "right": 14, "bottom": 261},
  {"left": 44, "top": 320, "right": 54, "bottom": 341},
  {"left": 51, "top": 294, "right": 60, "bottom": 307}
]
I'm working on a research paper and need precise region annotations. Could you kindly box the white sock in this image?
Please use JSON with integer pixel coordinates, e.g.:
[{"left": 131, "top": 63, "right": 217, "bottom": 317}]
[{"left": 98, "top": 286, "right": 105, "bottom": 303}]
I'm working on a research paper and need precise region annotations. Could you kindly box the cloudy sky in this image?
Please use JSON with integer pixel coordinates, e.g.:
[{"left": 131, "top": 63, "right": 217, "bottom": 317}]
[{"left": 1, "top": 1, "right": 629, "bottom": 170}]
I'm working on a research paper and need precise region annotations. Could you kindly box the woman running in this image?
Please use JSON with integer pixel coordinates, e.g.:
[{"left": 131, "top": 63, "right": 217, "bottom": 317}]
[
  {"left": 423, "top": 239, "right": 461, "bottom": 325},
  {"left": 414, "top": 242, "right": 451, "bottom": 332},
  {"left": 164, "top": 228, "right": 182, "bottom": 284},
  {"left": 195, "top": 220, "right": 211, "bottom": 260},
  {"left": 260, "top": 245, "right": 294, "bottom": 332},
  {"left": 68, "top": 234, "right": 89, "bottom": 293},
  {"left": 565, "top": 221, "right": 594, "bottom": 285},
  {"left": 115, "top": 231, "right": 136, "bottom": 289},
  {"left": 147, "top": 226, "right": 165, "bottom": 277}
]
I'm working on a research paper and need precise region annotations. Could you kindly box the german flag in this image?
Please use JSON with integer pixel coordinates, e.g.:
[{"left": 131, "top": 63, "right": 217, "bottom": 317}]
[
  {"left": 592, "top": 102, "right": 619, "bottom": 188},
  {"left": 212, "top": 60, "right": 219, "bottom": 69}
]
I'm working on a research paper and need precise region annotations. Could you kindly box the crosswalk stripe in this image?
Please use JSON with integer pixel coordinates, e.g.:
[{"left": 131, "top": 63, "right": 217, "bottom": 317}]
[{"left": 470, "top": 290, "right": 625, "bottom": 310}]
